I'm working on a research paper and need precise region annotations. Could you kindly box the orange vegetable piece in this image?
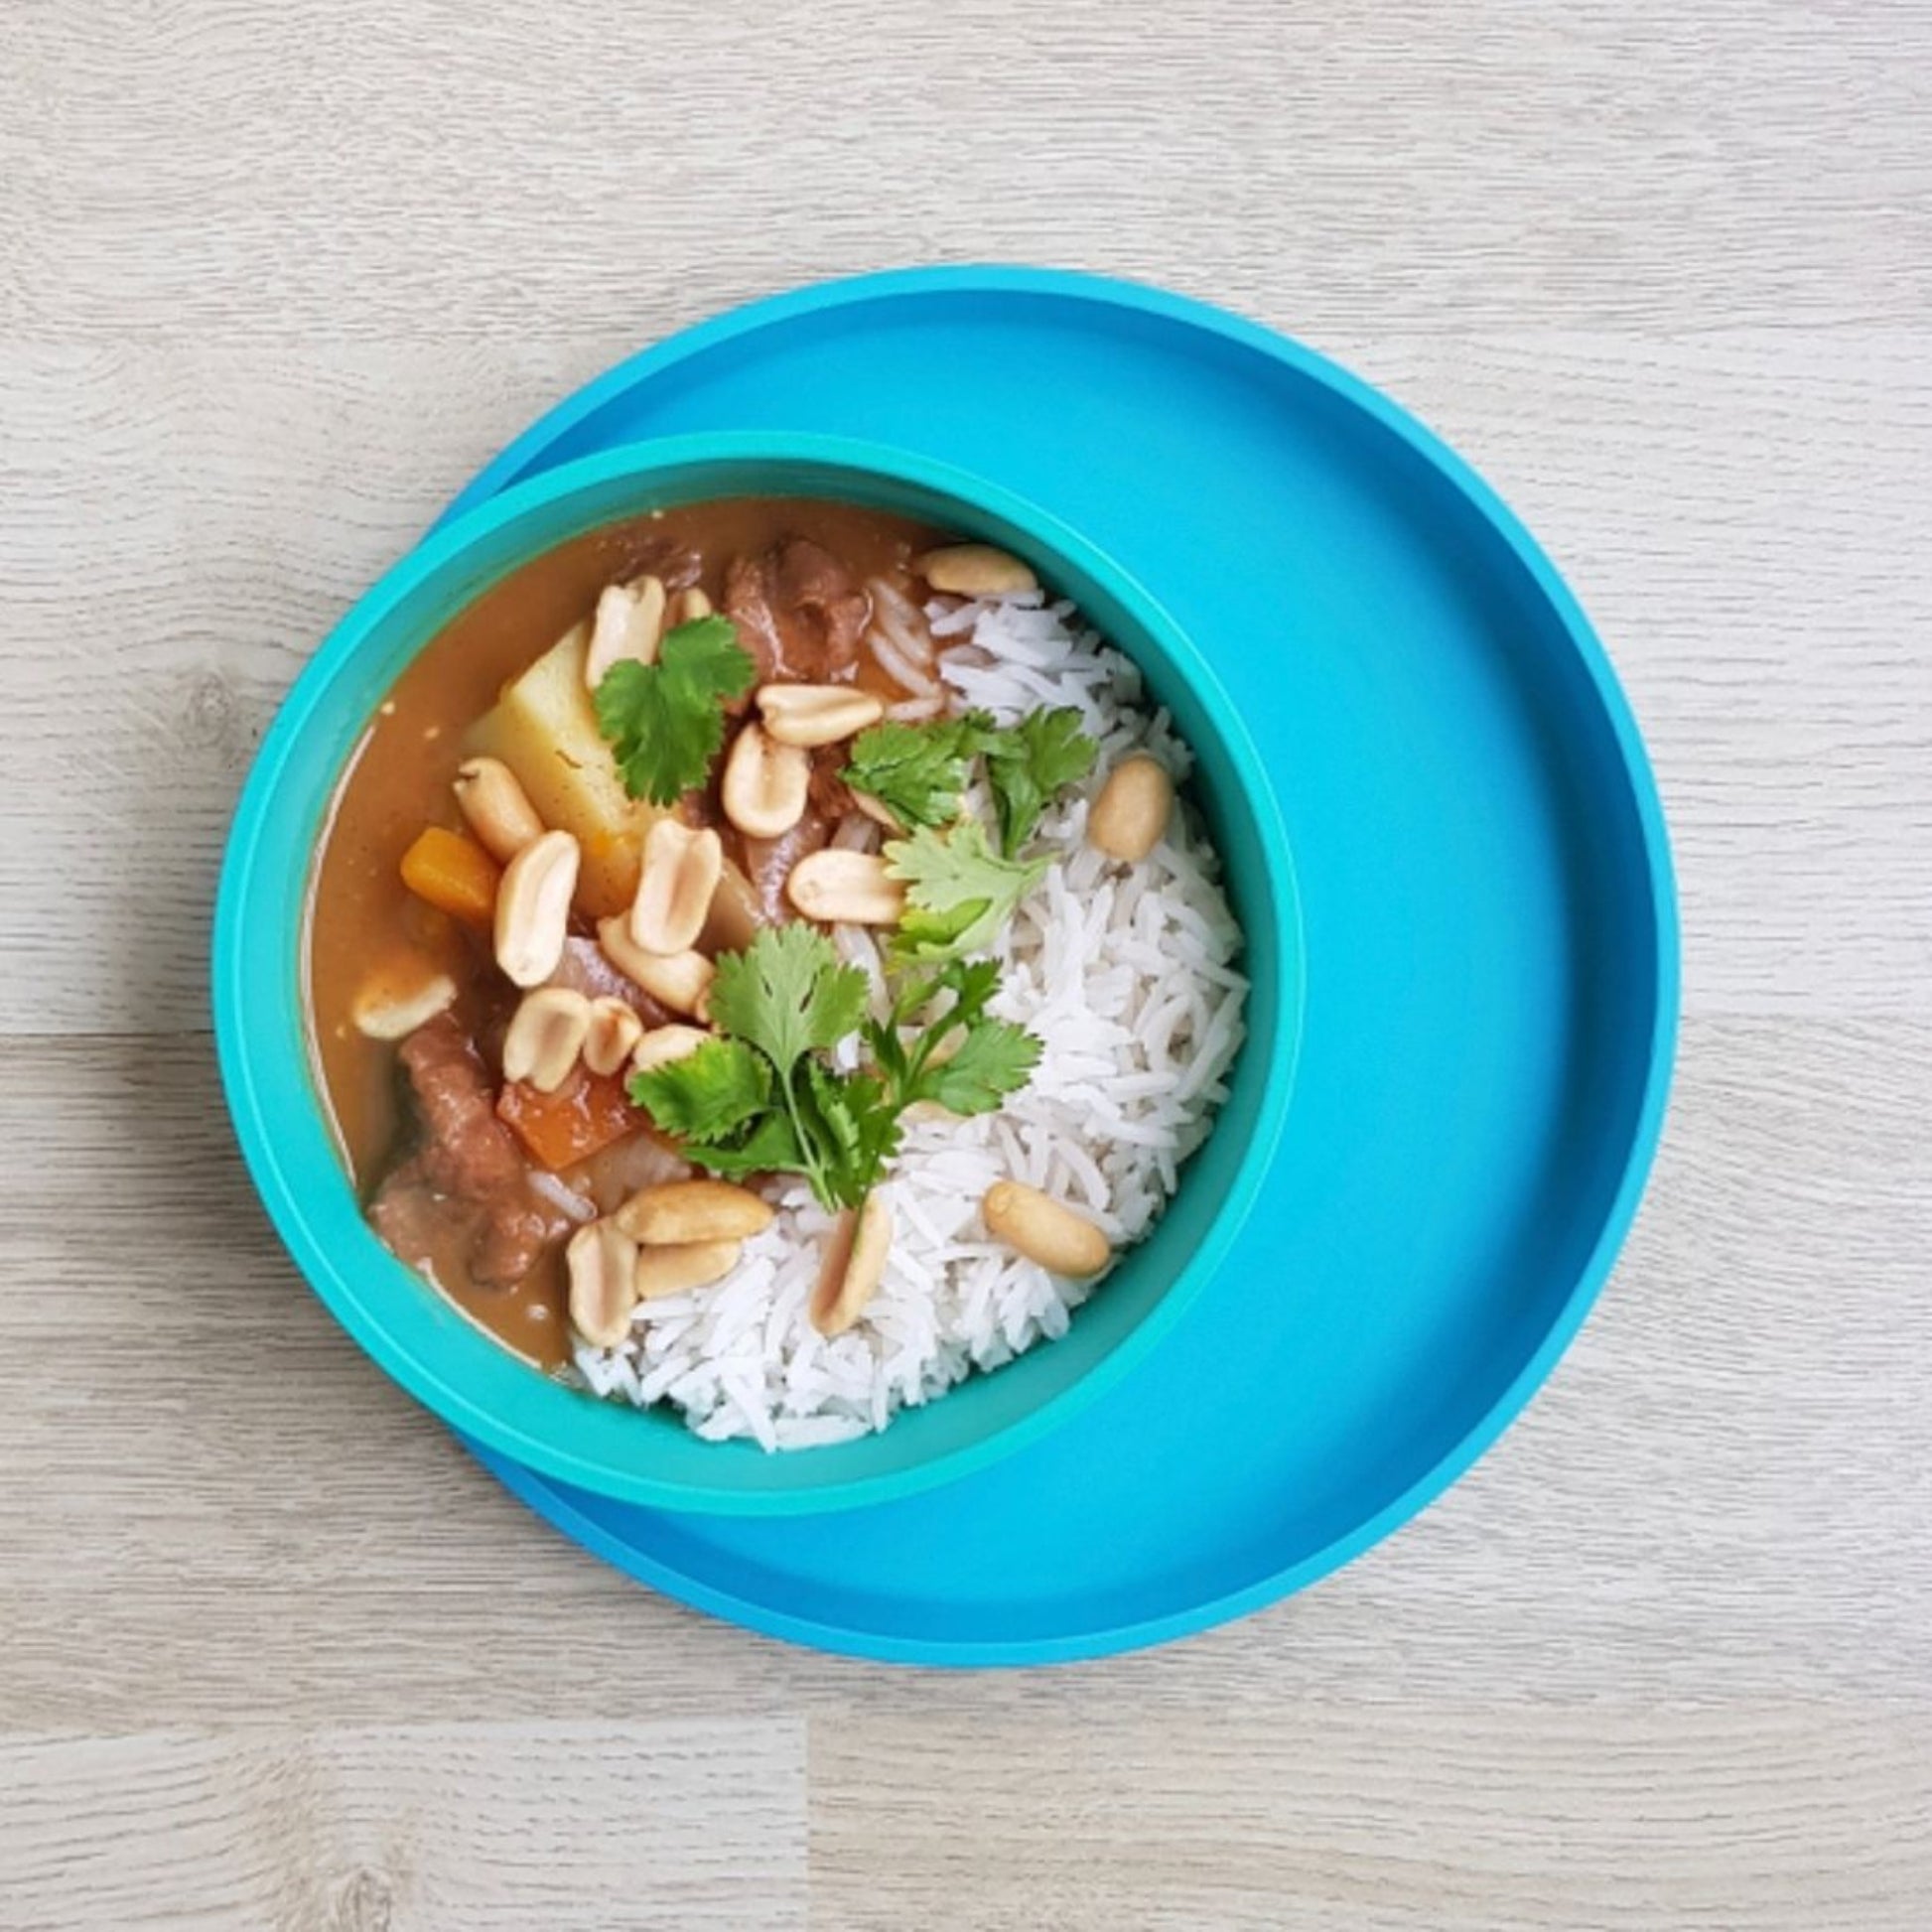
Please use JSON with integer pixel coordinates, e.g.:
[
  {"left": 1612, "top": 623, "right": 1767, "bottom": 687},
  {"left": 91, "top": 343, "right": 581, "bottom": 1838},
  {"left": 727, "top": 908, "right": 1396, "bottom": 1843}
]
[
  {"left": 400, "top": 826, "right": 501, "bottom": 927},
  {"left": 577, "top": 827, "right": 642, "bottom": 921},
  {"left": 498, "top": 1065, "right": 641, "bottom": 1172}
]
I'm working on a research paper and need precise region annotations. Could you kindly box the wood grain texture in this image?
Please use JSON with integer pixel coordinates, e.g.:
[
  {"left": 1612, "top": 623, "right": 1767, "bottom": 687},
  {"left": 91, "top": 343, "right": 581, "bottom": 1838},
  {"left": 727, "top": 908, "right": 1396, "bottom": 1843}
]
[
  {"left": 3, "top": 0, "right": 1930, "bottom": 1924},
  {"left": 0, "top": 1724, "right": 807, "bottom": 1930},
  {"left": 4, "top": 0, "right": 1929, "bottom": 339},
  {"left": 809, "top": 1705, "right": 1932, "bottom": 1931}
]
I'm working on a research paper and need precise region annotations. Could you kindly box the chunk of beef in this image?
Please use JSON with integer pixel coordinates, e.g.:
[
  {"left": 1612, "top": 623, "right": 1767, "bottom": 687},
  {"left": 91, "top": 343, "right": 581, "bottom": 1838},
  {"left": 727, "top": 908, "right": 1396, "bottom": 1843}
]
[
  {"left": 723, "top": 539, "right": 871, "bottom": 685},
  {"left": 605, "top": 535, "right": 702, "bottom": 595},
  {"left": 722, "top": 553, "right": 783, "bottom": 687},
  {"left": 777, "top": 539, "right": 871, "bottom": 672},
  {"left": 471, "top": 1189, "right": 565, "bottom": 1289},
  {"left": 368, "top": 1013, "right": 567, "bottom": 1290},
  {"left": 399, "top": 1016, "right": 524, "bottom": 1198},
  {"left": 807, "top": 742, "right": 854, "bottom": 822}
]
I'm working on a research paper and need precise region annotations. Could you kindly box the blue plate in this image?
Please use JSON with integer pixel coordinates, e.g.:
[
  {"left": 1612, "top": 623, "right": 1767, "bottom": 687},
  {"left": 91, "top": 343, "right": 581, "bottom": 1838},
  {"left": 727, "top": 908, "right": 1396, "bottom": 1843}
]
[{"left": 447, "top": 268, "right": 1677, "bottom": 1663}]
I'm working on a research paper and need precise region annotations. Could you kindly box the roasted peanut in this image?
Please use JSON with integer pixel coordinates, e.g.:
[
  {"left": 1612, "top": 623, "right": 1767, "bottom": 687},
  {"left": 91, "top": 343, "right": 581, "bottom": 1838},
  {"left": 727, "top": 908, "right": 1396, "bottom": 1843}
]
[
  {"left": 629, "top": 1023, "right": 713, "bottom": 1075},
  {"left": 720, "top": 723, "right": 810, "bottom": 839},
  {"left": 670, "top": 586, "right": 712, "bottom": 624},
  {"left": 567, "top": 1219, "right": 641, "bottom": 1347},
  {"left": 582, "top": 997, "right": 644, "bottom": 1077},
  {"left": 502, "top": 986, "right": 593, "bottom": 1092},
  {"left": 634, "top": 1238, "right": 742, "bottom": 1302},
  {"left": 350, "top": 962, "right": 457, "bottom": 1040},
  {"left": 1087, "top": 755, "right": 1173, "bottom": 863},
  {"left": 596, "top": 915, "right": 715, "bottom": 1019},
  {"left": 982, "top": 1180, "right": 1111, "bottom": 1277},
  {"left": 629, "top": 949, "right": 715, "bottom": 1022},
  {"left": 757, "top": 682, "right": 886, "bottom": 749},
  {"left": 915, "top": 543, "right": 1037, "bottom": 597},
  {"left": 583, "top": 573, "right": 667, "bottom": 690},
  {"left": 453, "top": 756, "right": 545, "bottom": 864},
  {"left": 810, "top": 1192, "right": 892, "bottom": 1337},
  {"left": 616, "top": 1178, "right": 775, "bottom": 1246},
  {"left": 784, "top": 849, "right": 906, "bottom": 926},
  {"left": 494, "top": 829, "right": 581, "bottom": 987},
  {"left": 630, "top": 818, "right": 722, "bottom": 955}
]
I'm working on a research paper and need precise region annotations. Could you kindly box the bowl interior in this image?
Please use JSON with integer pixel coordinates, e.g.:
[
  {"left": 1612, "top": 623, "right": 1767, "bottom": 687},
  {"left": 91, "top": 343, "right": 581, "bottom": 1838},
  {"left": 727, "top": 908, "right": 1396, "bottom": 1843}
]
[{"left": 214, "top": 435, "right": 1304, "bottom": 1513}]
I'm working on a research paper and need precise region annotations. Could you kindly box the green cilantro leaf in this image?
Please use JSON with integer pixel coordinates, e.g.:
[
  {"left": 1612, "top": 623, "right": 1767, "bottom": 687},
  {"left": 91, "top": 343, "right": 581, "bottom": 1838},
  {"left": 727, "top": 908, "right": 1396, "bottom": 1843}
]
[
  {"left": 622, "top": 891, "right": 1041, "bottom": 1217},
  {"left": 929, "top": 956, "right": 1002, "bottom": 1030},
  {"left": 980, "top": 707, "right": 1097, "bottom": 856},
  {"left": 799, "top": 1058, "right": 867, "bottom": 1173},
  {"left": 871, "top": 955, "right": 999, "bottom": 1061},
  {"left": 914, "top": 1020, "right": 1040, "bottom": 1116},
  {"left": 884, "top": 820, "right": 1048, "bottom": 963},
  {"left": 842, "top": 705, "right": 1095, "bottom": 858},
  {"left": 862, "top": 951, "right": 1035, "bottom": 1121},
  {"left": 625, "top": 1037, "right": 770, "bottom": 1142},
  {"left": 671, "top": 1110, "right": 806, "bottom": 1183},
  {"left": 593, "top": 616, "right": 757, "bottom": 806},
  {"left": 708, "top": 922, "right": 869, "bottom": 1075},
  {"left": 840, "top": 719, "right": 974, "bottom": 831},
  {"left": 891, "top": 898, "right": 983, "bottom": 963},
  {"left": 797, "top": 1062, "right": 903, "bottom": 1210},
  {"left": 628, "top": 925, "right": 881, "bottom": 1211}
]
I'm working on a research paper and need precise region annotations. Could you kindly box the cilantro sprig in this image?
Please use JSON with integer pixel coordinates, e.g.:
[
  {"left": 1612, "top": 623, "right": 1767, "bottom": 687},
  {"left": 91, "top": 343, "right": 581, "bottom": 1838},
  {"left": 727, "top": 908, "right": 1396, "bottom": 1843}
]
[
  {"left": 627, "top": 925, "right": 1037, "bottom": 1212},
  {"left": 594, "top": 616, "right": 757, "bottom": 806},
  {"left": 841, "top": 706, "right": 1096, "bottom": 856},
  {"left": 711, "top": 919, "right": 870, "bottom": 1073},
  {"left": 862, "top": 956, "right": 1039, "bottom": 1115},
  {"left": 838, "top": 718, "right": 976, "bottom": 831},
  {"left": 980, "top": 708, "right": 1096, "bottom": 857},
  {"left": 883, "top": 820, "right": 1047, "bottom": 963}
]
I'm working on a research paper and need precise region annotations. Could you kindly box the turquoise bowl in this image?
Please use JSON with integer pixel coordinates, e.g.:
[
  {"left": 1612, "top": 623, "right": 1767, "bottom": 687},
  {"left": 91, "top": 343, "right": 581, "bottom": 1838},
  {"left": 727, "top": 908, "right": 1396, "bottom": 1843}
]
[{"left": 212, "top": 434, "right": 1305, "bottom": 1515}]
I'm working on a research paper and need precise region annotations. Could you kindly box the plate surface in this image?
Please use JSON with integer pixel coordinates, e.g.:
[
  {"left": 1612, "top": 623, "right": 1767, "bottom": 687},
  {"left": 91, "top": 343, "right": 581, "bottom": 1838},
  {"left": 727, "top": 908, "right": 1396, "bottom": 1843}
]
[{"left": 451, "top": 267, "right": 1677, "bottom": 1663}]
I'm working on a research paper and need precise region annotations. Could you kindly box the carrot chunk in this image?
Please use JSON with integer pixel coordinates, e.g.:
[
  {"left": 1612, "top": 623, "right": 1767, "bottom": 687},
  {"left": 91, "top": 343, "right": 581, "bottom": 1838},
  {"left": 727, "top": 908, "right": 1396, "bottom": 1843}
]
[
  {"left": 498, "top": 1065, "right": 640, "bottom": 1172},
  {"left": 400, "top": 826, "right": 501, "bottom": 926}
]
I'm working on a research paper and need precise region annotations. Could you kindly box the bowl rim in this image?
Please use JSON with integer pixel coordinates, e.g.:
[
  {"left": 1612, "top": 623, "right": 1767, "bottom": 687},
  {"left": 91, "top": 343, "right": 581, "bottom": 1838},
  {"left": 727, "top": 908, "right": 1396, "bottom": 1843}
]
[{"left": 212, "top": 430, "right": 1305, "bottom": 1515}]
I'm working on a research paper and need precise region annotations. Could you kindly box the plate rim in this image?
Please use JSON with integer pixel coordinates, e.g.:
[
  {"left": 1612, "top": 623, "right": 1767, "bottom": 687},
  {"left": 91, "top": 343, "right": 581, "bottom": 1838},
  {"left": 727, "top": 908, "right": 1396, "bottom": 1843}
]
[{"left": 448, "top": 264, "right": 1681, "bottom": 1664}]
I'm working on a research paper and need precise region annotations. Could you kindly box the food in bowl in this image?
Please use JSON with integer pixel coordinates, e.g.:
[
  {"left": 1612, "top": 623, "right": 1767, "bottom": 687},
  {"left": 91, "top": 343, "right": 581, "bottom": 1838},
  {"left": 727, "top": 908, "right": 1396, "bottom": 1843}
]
[{"left": 308, "top": 497, "right": 1247, "bottom": 1449}]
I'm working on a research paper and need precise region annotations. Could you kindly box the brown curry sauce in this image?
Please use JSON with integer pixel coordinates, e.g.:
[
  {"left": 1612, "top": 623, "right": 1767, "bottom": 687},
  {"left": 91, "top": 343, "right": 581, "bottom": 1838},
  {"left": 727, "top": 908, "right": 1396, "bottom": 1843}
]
[{"left": 306, "top": 496, "right": 944, "bottom": 1368}]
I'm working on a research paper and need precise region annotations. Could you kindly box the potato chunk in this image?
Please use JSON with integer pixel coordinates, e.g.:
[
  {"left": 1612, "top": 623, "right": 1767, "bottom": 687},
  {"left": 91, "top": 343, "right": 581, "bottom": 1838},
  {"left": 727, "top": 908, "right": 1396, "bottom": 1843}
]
[{"left": 470, "top": 619, "right": 654, "bottom": 916}]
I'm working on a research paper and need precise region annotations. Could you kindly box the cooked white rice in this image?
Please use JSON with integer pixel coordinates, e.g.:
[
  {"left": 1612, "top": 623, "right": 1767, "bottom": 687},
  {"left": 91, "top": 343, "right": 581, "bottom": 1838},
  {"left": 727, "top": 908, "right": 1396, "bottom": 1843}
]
[{"left": 573, "top": 593, "right": 1248, "bottom": 1449}]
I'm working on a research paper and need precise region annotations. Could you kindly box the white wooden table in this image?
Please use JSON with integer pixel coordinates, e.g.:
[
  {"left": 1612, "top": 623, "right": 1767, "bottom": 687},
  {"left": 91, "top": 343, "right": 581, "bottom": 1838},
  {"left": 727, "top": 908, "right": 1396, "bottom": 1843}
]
[{"left": 4, "top": 3, "right": 1929, "bottom": 1924}]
